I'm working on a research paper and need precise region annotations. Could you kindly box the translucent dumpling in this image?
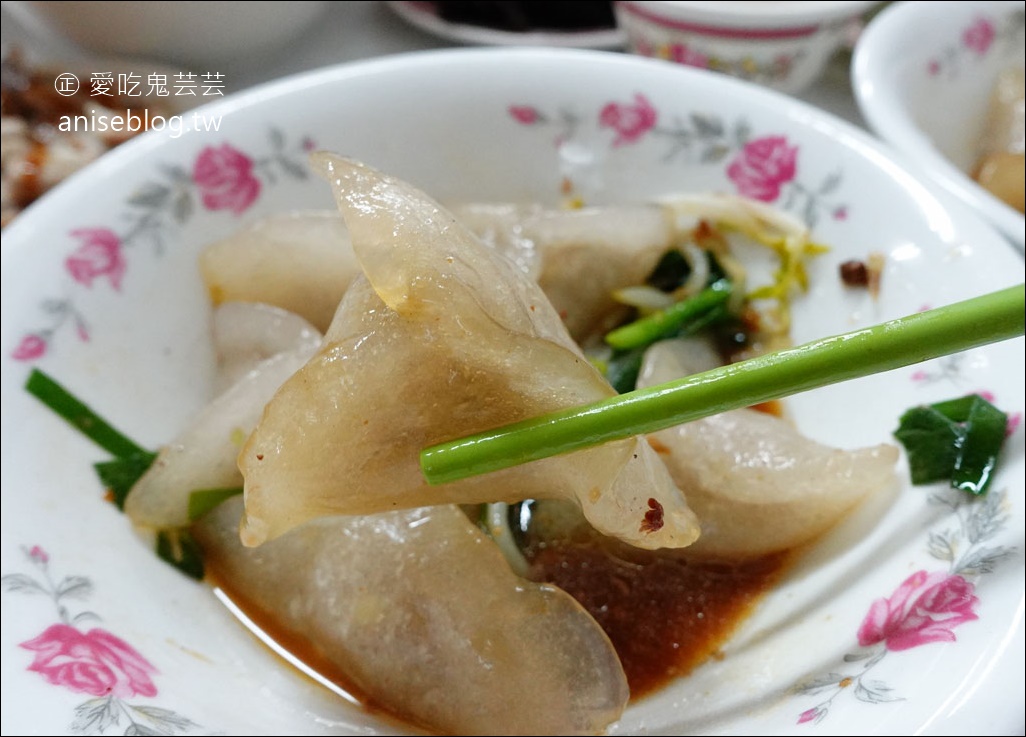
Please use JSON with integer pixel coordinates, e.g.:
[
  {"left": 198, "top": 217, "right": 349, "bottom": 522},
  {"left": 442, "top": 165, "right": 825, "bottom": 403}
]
[
  {"left": 239, "top": 155, "right": 699, "bottom": 552},
  {"left": 211, "top": 301, "right": 321, "bottom": 393},
  {"left": 199, "top": 210, "right": 360, "bottom": 332},
  {"left": 124, "top": 303, "right": 321, "bottom": 530},
  {"left": 452, "top": 202, "right": 676, "bottom": 345},
  {"left": 638, "top": 340, "right": 899, "bottom": 560},
  {"left": 194, "top": 498, "right": 629, "bottom": 736}
]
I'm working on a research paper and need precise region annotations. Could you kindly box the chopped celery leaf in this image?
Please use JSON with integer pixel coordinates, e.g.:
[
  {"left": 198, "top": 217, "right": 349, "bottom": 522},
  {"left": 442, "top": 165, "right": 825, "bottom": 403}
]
[
  {"left": 892, "top": 407, "right": 961, "bottom": 484},
  {"left": 894, "top": 394, "right": 1008, "bottom": 495}
]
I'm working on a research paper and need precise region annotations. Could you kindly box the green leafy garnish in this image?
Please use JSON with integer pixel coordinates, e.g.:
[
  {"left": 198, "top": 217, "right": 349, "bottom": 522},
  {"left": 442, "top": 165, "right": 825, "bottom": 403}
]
[
  {"left": 188, "top": 487, "right": 243, "bottom": 522},
  {"left": 25, "top": 368, "right": 152, "bottom": 460},
  {"left": 156, "top": 529, "right": 205, "bottom": 580},
  {"left": 894, "top": 394, "right": 1008, "bottom": 495},
  {"left": 644, "top": 247, "right": 692, "bottom": 291},
  {"left": 601, "top": 290, "right": 731, "bottom": 394},
  {"left": 95, "top": 453, "right": 160, "bottom": 510},
  {"left": 25, "top": 369, "right": 157, "bottom": 498},
  {"left": 605, "top": 278, "right": 732, "bottom": 351},
  {"left": 597, "top": 245, "right": 739, "bottom": 394},
  {"left": 604, "top": 348, "right": 645, "bottom": 394},
  {"left": 24, "top": 368, "right": 214, "bottom": 579}
]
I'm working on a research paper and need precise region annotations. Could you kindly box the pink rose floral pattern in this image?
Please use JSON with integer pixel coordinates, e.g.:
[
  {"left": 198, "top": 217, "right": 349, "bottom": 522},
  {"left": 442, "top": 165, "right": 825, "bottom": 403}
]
[
  {"left": 12, "top": 333, "right": 50, "bottom": 361},
  {"left": 797, "top": 302, "right": 1025, "bottom": 723},
  {"left": 2, "top": 546, "right": 199, "bottom": 734},
  {"left": 926, "top": 8, "right": 1024, "bottom": 77},
  {"left": 962, "top": 16, "right": 997, "bottom": 55},
  {"left": 10, "top": 128, "right": 311, "bottom": 363},
  {"left": 632, "top": 37, "right": 798, "bottom": 87},
  {"left": 66, "top": 229, "right": 127, "bottom": 291},
  {"left": 192, "top": 144, "right": 262, "bottom": 214},
  {"left": 508, "top": 94, "right": 848, "bottom": 226},
  {"left": 509, "top": 105, "right": 540, "bottom": 125},
  {"left": 665, "top": 42, "right": 710, "bottom": 69},
  {"left": 22, "top": 624, "right": 159, "bottom": 700},
  {"left": 726, "top": 136, "right": 797, "bottom": 202},
  {"left": 855, "top": 570, "right": 979, "bottom": 652},
  {"left": 599, "top": 93, "right": 658, "bottom": 147},
  {"left": 793, "top": 485, "right": 1013, "bottom": 724}
]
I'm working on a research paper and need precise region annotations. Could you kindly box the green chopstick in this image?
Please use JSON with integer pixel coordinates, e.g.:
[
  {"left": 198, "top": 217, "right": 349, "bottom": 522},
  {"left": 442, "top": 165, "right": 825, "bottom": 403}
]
[{"left": 420, "top": 283, "right": 1025, "bottom": 485}]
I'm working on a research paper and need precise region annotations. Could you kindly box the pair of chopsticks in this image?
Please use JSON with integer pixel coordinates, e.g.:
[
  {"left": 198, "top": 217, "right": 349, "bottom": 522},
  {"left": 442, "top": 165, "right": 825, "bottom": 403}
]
[{"left": 420, "top": 284, "right": 1025, "bottom": 485}]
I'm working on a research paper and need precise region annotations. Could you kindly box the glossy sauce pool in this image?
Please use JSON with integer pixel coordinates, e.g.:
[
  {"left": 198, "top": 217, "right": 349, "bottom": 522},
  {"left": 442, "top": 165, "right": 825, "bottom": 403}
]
[
  {"left": 206, "top": 533, "right": 794, "bottom": 723},
  {"left": 205, "top": 401, "right": 797, "bottom": 722},
  {"left": 526, "top": 541, "right": 792, "bottom": 698}
]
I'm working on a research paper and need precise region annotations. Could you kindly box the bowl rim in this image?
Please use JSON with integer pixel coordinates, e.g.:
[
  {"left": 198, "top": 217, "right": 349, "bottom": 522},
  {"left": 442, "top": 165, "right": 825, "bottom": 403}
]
[
  {"left": 851, "top": 0, "right": 1025, "bottom": 251},
  {"left": 1, "top": 43, "right": 979, "bottom": 247},
  {"left": 615, "top": 0, "right": 882, "bottom": 30}
]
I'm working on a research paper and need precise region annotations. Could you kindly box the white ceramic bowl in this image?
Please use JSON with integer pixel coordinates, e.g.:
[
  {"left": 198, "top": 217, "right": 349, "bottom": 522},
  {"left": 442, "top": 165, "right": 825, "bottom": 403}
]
[
  {"left": 1, "top": 48, "right": 1023, "bottom": 736},
  {"left": 853, "top": 0, "right": 1025, "bottom": 251},
  {"left": 24, "top": 0, "right": 330, "bottom": 67},
  {"left": 614, "top": 0, "right": 881, "bottom": 94}
]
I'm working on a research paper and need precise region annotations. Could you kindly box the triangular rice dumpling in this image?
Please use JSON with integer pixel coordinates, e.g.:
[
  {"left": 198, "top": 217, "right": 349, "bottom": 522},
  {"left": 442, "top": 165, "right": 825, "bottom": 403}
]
[
  {"left": 239, "top": 155, "right": 699, "bottom": 551},
  {"left": 198, "top": 498, "right": 630, "bottom": 736}
]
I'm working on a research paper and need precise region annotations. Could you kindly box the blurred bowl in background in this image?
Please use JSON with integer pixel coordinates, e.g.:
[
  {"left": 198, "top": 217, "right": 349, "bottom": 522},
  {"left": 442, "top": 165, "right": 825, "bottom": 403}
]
[
  {"left": 614, "top": 1, "right": 880, "bottom": 94},
  {"left": 24, "top": 0, "right": 330, "bottom": 68},
  {"left": 852, "top": 0, "right": 1025, "bottom": 251}
]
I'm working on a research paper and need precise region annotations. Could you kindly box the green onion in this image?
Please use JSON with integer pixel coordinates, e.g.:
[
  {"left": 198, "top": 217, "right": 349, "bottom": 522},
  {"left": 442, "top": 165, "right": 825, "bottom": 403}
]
[
  {"left": 188, "top": 487, "right": 243, "bottom": 521},
  {"left": 421, "top": 284, "right": 1024, "bottom": 485},
  {"left": 604, "top": 278, "right": 732, "bottom": 350},
  {"left": 25, "top": 368, "right": 151, "bottom": 459},
  {"left": 644, "top": 247, "right": 692, "bottom": 291},
  {"left": 604, "top": 348, "right": 645, "bottom": 394},
  {"left": 23, "top": 368, "right": 221, "bottom": 577},
  {"left": 25, "top": 368, "right": 157, "bottom": 506},
  {"left": 95, "top": 453, "right": 159, "bottom": 510},
  {"left": 604, "top": 304, "right": 729, "bottom": 393},
  {"left": 156, "top": 529, "right": 205, "bottom": 580}
]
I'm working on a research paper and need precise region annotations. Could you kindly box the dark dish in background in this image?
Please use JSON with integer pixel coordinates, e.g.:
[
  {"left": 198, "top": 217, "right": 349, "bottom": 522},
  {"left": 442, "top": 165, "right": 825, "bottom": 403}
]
[{"left": 434, "top": 1, "right": 616, "bottom": 32}]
